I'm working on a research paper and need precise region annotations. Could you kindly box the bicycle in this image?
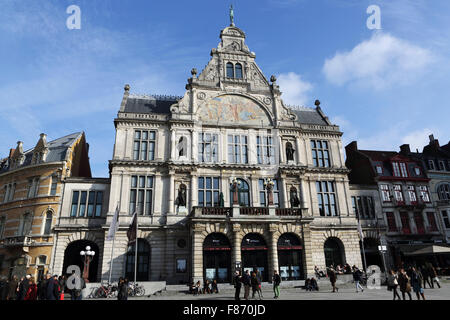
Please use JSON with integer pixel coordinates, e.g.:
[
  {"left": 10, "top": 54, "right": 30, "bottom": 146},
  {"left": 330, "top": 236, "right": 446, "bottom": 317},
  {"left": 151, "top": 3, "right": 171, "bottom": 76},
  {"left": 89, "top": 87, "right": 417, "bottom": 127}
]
[
  {"left": 92, "top": 283, "right": 118, "bottom": 298},
  {"left": 127, "top": 282, "right": 145, "bottom": 297}
]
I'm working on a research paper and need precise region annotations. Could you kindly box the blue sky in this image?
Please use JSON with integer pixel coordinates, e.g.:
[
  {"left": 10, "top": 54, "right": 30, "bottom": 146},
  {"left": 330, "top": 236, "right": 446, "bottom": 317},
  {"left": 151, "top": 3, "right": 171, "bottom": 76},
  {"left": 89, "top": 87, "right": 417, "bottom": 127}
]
[{"left": 1, "top": 0, "right": 449, "bottom": 177}]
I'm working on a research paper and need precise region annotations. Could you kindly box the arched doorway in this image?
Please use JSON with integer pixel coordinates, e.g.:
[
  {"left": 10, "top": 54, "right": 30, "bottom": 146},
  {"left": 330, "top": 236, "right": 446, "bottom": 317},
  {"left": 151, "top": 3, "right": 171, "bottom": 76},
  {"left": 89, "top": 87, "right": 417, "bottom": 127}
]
[
  {"left": 203, "top": 233, "right": 231, "bottom": 283},
  {"left": 125, "top": 239, "right": 151, "bottom": 281},
  {"left": 230, "top": 179, "right": 250, "bottom": 207},
  {"left": 241, "top": 233, "right": 268, "bottom": 281},
  {"left": 324, "top": 237, "right": 345, "bottom": 268},
  {"left": 361, "top": 237, "right": 383, "bottom": 271},
  {"left": 63, "top": 240, "right": 99, "bottom": 282},
  {"left": 277, "top": 233, "right": 304, "bottom": 280}
]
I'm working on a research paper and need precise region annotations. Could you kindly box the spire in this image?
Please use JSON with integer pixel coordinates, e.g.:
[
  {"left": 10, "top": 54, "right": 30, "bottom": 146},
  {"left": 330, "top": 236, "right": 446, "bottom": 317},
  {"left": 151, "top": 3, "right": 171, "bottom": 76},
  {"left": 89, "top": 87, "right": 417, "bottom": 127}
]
[{"left": 229, "top": 4, "right": 235, "bottom": 26}]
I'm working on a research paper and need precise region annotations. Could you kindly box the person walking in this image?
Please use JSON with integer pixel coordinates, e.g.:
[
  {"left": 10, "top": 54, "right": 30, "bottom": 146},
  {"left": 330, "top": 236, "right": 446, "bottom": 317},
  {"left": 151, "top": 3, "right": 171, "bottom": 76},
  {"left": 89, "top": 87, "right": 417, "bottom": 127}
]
[
  {"left": 387, "top": 270, "right": 401, "bottom": 300},
  {"left": 328, "top": 266, "right": 338, "bottom": 293},
  {"left": 429, "top": 265, "right": 441, "bottom": 289},
  {"left": 352, "top": 267, "right": 364, "bottom": 293},
  {"left": 272, "top": 270, "right": 281, "bottom": 299},
  {"left": 255, "top": 270, "right": 263, "bottom": 299},
  {"left": 45, "top": 274, "right": 59, "bottom": 300},
  {"left": 17, "top": 275, "right": 30, "bottom": 300},
  {"left": 58, "top": 275, "right": 66, "bottom": 300},
  {"left": 7, "top": 276, "right": 18, "bottom": 300},
  {"left": 70, "top": 276, "right": 85, "bottom": 300},
  {"left": 234, "top": 271, "right": 242, "bottom": 301},
  {"left": 397, "top": 269, "right": 412, "bottom": 300},
  {"left": 243, "top": 271, "right": 251, "bottom": 300},
  {"left": 24, "top": 277, "right": 37, "bottom": 300},
  {"left": 420, "top": 266, "right": 432, "bottom": 289},
  {"left": 250, "top": 272, "right": 262, "bottom": 300},
  {"left": 411, "top": 267, "right": 426, "bottom": 300},
  {"left": 37, "top": 275, "right": 48, "bottom": 300},
  {"left": 117, "top": 277, "right": 129, "bottom": 301}
]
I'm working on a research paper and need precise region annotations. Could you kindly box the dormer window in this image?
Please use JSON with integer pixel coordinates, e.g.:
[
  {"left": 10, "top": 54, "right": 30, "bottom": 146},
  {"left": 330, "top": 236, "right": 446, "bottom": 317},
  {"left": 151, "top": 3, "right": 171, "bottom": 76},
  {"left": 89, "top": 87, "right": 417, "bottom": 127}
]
[
  {"left": 392, "top": 162, "right": 408, "bottom": 177},
  {"left": 428, "top": 160, "right": 435, "bottom": 170},
  {"left": 226, "top": 62, "right": 234, "bottom": 78},
  {"left": 439, "top": 160, "right": 445, "bottom": 171},
  {"left": 226, "top": 62, "right": 243, "bottom": 79}
]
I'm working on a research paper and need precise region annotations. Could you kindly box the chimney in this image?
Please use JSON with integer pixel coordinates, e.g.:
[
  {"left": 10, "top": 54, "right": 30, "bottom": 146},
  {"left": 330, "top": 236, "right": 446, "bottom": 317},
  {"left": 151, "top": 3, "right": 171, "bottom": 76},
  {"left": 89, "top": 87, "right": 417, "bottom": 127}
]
[
  {"left": 40, "top": 133, "right": 47, "bottom": 142},
  {"left": 429, "top": 134, "right": 435, "bottom": 142},
  {"left": 400, "top": 144, "right": 411, "bottom": 155},
  {"left": 346, "top": 141, "right": 358, "bottom": 152},
  {"left": 9, "top": 148, "right": 15, "bottom": 158}
]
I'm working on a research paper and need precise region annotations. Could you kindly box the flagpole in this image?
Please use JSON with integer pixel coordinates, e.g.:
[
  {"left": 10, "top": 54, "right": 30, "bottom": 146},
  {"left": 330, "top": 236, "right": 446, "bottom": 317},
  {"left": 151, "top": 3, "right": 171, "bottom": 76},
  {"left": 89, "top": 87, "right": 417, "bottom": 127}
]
[{"left": 134, "top": 207, "right": 138, "bottom": 284}]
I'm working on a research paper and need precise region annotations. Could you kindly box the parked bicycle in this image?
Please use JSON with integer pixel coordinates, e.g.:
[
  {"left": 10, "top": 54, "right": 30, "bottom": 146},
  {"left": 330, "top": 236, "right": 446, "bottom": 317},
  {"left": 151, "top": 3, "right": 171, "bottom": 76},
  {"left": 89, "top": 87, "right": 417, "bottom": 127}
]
[
  {"left": 127, "top": 282, "right": 145, "bottom": 297},
  {"left": 90, "top": 282, "right": 118, "bottom": 298}
]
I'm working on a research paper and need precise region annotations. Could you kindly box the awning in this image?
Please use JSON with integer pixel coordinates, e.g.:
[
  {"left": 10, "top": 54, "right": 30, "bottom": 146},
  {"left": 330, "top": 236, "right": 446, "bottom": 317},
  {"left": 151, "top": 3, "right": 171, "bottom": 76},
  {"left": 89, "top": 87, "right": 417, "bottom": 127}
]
[{"left": 403, "top": 245, "right": 450, "bottom": 256}]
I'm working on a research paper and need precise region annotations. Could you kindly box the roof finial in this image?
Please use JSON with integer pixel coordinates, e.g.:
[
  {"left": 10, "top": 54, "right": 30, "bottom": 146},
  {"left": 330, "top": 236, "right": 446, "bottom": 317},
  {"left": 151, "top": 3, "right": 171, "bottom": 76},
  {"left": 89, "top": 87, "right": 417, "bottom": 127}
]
[{"left": 229, "top": 4, "right": 235, "bottom": 26}]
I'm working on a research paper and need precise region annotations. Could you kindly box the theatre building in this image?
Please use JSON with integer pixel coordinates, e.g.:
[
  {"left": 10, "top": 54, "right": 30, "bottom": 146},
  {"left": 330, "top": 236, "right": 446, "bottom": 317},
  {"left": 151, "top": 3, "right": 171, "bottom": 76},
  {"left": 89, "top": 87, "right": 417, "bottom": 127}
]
[{"left": 102, "top": 18, "right": 363, "bottom": 284}]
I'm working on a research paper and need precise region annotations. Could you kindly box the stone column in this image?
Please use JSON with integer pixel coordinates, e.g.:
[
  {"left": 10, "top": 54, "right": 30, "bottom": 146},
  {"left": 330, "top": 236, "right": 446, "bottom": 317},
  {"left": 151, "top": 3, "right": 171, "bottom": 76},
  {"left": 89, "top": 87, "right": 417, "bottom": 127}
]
[
  {"left": 170, "top": 129, "right": 176, "bottom": 160},
  {"left": 190, "top": 129, "right": 196, "bottom": 162},
  {"left": 278, "top": 136, "right": 285, "bottom": 164},
  {"left": 299, "top": 179, "right": 308, "bottom": 209},
  {"left": 167, "top": 170, "right": 175, "bottom": 214},
  {"left": 153, "top": 173, "right": 162, "bottom": 215},
  {"left": 232, "top": 224, "right": 242, "bottom": 276},
  {"left": 295, "top": 136, "right": 301, "bottom": 165},
  {"left": 268, "top": 224, "right": 278, "bottom": 283},
  {"left": 220, "top": 128, "right": 227, "bottom": 164},
  {"left": 190, "top": 173, "right": 198, "bottom": 211},
  {"left": 280, "top": 176, "right": 289, "bottom": 208},
  {"left": 191, "top": 225, "right": 205, "bottom": 284},
  {"left": 301, "top": 223, "right": 315, "bottom": 278}
]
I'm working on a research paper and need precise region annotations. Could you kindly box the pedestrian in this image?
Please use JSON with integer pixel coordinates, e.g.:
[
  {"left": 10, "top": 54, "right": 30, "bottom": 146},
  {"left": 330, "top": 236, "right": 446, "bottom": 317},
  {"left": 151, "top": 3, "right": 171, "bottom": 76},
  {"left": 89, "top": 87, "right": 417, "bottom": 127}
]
[
  {"left": 411, "top": 267, "right": 426, "bottom": 300},
  {"left": 420, "top": 266, "right": 432, "bottom": 289},
  {"left": 8, "top": 276, "right": 18, "bottom": 300},
  {"left": 45, "top": 274, "right": 59, "bottom": 300},
  {"left": 328, "top": 266, "right": 338, "bottom": 293},
  {"left": 0, "top": 276, "right": 8, "bottom": 300},
  {"left": 24, "top": 277, "right": 37, "bottom": 300},
  {"left": 117, "top": 277, "right": 129, "bottom": 300},
  {"left": 310, "top": 277, "right": 319, "bottom": 291},
  {"left": 250, "top": 272, "right": 262, "bottom": 300},
  {"left": 243, "top": 270, "right": 251, "bottom": 300},
  {"left": 397, "top": 268, "right": 412, "bottom": 300},
  {"left": 203, "top": 279, "right": 211, "bottom": 294},
  {"left": 70, "top": 275, "right": 85, "bottom": 300},
  {"left": 37, "top": 275, "right": 48, "bottom": 300},
  {"left": 194, "top": 281, "right": 201, "bottom": 296},
  {"left": 17, "top": 275, "right": 30, "bottom": 300},
  {"left": 255, "top": 270, "right": 263, "bottom": 299},
  {"left": 387, "top": 270, "right": 401, "bottom": 300},
  {"left": 58, "top": 275, "right": 66, "bottom": 300},
  {"left": 352, "top": 267, "right": 364, "bottom": 293},
  {"left": 314, "top": 266, "right": 321, "bottom": 278},
  {"left": 234, "top": 271, "right": 242, "bottom": 300},
  {"left": 272, "top": 270, "right": 281, "bottom": 299},
  {"left": 429, "top": 265, "right": 441, "bottom": 289},
  {"left": 211, "top": 279, "right": 219, "bottom": 294}
]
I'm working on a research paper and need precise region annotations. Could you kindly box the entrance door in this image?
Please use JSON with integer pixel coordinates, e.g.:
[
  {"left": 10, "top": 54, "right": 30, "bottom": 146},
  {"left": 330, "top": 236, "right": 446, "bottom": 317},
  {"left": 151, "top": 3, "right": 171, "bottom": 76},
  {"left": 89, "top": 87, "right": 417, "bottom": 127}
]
[
  {"left": 324, "top": 237, "right": 344, "bottom": 268},
  {"left": 63, "top": 240, "right": 99, "bottom": 282},
  {"left": 241, "top": 233, "right": 268, "bottom": 281},
  {"left": 203, "top": 233, "right": 231, "bottom": 283},
  {"left": 277, "top": 233, "right": 304, "bottom": 280},
  {"left": 126, "top": 239, "right": 151, "bottom": 281}
]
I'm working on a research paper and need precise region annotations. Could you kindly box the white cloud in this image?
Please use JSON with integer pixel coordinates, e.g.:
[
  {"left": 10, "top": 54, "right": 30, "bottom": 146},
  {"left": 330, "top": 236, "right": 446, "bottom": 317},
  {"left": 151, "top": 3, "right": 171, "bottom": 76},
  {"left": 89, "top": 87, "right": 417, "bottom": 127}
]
[
  {"left": 277, "top": 72, "right": 313, "bottom": 106},
  {"left": 322, "top": 32, "right": 434, "bottom": 89}
]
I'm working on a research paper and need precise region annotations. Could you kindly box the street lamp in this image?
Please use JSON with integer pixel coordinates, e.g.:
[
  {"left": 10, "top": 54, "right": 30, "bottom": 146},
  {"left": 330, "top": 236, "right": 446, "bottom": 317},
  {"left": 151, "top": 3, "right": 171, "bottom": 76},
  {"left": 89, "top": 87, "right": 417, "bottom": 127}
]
[
  {"left": 378, "top": 244, "right": 388, "bottom": 283},
  {"left": 80, "top": 245, "right": 95, "bottom": 283}
]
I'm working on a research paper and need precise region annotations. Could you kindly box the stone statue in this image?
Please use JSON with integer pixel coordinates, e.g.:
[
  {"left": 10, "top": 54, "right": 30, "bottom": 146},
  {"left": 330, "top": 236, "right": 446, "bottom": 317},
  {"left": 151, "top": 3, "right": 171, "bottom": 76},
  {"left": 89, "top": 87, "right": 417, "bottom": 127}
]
[
  {"left": 286, "top": 142, "right": 295, "bottom": 162},
  {"left": 290, "top": 188, "right": 300, "bottom": 208},
  {"left": 230, "top": 5, "right": 234, "bottom": 26},
  {"left": 175, "top": 185, "right": 187, "bottom": 207}
]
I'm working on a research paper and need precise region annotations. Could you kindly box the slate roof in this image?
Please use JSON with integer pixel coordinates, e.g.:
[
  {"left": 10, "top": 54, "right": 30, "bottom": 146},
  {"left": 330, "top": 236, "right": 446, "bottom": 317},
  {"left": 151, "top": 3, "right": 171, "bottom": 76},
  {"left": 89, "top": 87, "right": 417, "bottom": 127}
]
[
  {"left": 0, "top": 132, "right": 83, "bottom": 174},
  {"left": 290, "top": 107, "right": 330, "bottom": 126},
  {"left": 122, "top": 95, "right": 180, "bottom": 114}
]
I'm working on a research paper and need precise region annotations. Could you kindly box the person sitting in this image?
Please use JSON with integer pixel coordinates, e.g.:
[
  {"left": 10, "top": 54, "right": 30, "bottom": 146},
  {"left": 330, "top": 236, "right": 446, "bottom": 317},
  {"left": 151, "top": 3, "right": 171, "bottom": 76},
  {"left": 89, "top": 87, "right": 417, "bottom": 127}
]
[
  {"left": 211, "top": 280, "right": 219, "bottom": 294},
  {"left": 203, "top": 280, "right": 211, "bottom": 294},
  {"left": 304, "top": 278, "right": 311, "bottom": 291},
  {"left": 310, "top": 277, "right": 319, "bottom": 291},
  {"left": 314, "top": 266, "right": 321, "bottom": 278},
  {"left": 194, "top": 281, "right": 201, "bottom": 295}
]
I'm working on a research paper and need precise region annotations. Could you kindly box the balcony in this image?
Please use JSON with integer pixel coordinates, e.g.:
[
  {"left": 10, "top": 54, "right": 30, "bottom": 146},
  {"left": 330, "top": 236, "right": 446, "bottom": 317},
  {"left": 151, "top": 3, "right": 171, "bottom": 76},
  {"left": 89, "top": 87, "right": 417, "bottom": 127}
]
[
  {"left": 275, "top": 208, "right": 303, "bottom": 217},
  {"left": 393, "top": 199, "right": 426, "bottom": 210},
  {"left": 0, "top": 235, "right": 34, "bottom": 247},
  {"left": 192, "top": 206, "right": 307, "bottom": 219},
  {"left": 240, "top": 207, "right": 269, "bottom": 216},
  {"left": 199, "top": 207, "right": 231, "bottom": 216}
]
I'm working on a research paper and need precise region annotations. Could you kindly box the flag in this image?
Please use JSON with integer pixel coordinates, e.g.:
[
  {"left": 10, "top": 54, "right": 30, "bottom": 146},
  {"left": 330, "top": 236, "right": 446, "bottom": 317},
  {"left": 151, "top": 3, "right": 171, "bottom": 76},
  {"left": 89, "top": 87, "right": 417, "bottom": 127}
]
[
  {"left": 106, "top": 204, "right": 120, "bottom": 241},
  {"left": 357, "top": 220, "right": 364, "bottom": 240},
  {"left": 127, "top": 211, "right": 137, "bottom": 244}
]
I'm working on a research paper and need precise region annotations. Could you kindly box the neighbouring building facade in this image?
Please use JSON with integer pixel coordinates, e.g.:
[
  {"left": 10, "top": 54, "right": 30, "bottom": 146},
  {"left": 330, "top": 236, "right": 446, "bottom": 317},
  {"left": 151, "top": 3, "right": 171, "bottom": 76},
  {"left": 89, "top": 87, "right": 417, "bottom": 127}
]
[
  {"left": 96, "top": 19, "right": 363, "bottom": 285},
  {"left": 0, "top": 132, "right": 91, "bottom": 280},
  {"left": 345, "top": 141, "right": 447, "bottom": 270}
]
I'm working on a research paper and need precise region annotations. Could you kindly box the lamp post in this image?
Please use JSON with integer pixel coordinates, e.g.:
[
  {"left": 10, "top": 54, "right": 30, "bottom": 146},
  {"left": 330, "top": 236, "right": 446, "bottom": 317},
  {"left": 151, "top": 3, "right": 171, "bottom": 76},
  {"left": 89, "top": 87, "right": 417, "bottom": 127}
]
[
  {"left": 378, "top": 244, "right": 388, "bottom": 283},
  {"left": 264, "top": 178, "right": 275, "bottom": 206},
  {"left": 80, "top": 246, "right": 95, "bottom": 283}
]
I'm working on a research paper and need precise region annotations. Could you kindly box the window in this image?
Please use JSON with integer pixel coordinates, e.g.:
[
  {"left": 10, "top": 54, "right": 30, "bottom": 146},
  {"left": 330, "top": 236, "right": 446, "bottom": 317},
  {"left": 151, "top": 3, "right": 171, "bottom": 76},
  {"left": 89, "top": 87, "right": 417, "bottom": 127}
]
[
  {"left": 27, "top": 177, "right": 40, "bottom": 198},
  {"left": 133, "top": 130, "right": 156, "bottom": 161},
  {"left": 3, "top": 183, "right": 15, "bottom": 203},
  {"left": 50, "top": 176, "right": 57, "bottom": 196},
  {"left": 235, "top": 63, "right": 243, "bottom": 79},
  {"left": 437, "top": 183, "right": 450, "bottom": 200},
  {"left": 376, "top": 166, "right": 383, "bottom": 174},
  {"left": 386, "top": 212, "right": 397, "bottom": 232},
  {"left": 198, "top": 177, "right": 220, "bottom": 207},
  {"left": 228, "top": 135, "right": 248, "bottom": 164},
  {"left": 37, "top": 255, "right": 47, "bottom": 265},
  {"left": 316, "top": 181, "right": 337, "bottom": 216},
  {"left": 428, "top": 160, "right": 435, "bottom": 170},
  {"left": 226, "top": 62, "right": 234, "bottom": 78},
  {"left": 400, "top": 212, "right": 411, "bottom": 234},
  {"left": 414, "top": 212, "right": 425, "bottom": 234},
  {"left": 442, "top": 211, "right": 450, "bottom": 229},
  {"left": 198, "top": 133, "right": 218, "bottom": 163},
  {"left": 351, "top": 196, "right": 358, "bottom": 217},
  {"left": 258, "top": 179, "right": 279, "bottom": 207},
  {"left": 20, "top": 213, "right": 33, "bottom": 236},
  {"left": 311, "top": 140, "right": 330, "bottom": 167},
  {"left": 352, "top": 196, "right": 375, "bottom": 219},
  {"left": 2, "top": 186, "right": 6, "bottom": 203},
  {"left": 380, "top": 184, "right": 391, "bottom": 202},
  {"left": 407, "top": 186, "right": 417, "bottom": 203},
  {"left": 0, "top": 216, "right": 5, "bottom": 239},
  {"left": 393, "top": 185, "right": 404, "bottom": 203},
  {"left": 439, "top": 161, "right": 445, "bottom": 171},
  {"left": 176, "top": 259, "right": 187, "bottom": 273},
  {"left": 418, "top": 186, "right": 430, "bottom": 202},
  {"left": 257, "top": 135, "right": 275, "bottom": 164},
  {"left": 43, "top": 211, "right": 52, "bottom": 235},
  {"left": 130, "top": 176, "right": 154, "bottom": 215},
  {"left": 427, "top": 212, "right": 438, "bottom": 232},
  {"left": 71, "top": 190, "right": 104, "bottom": 217},
  {"left": 414, "top": 167, "right": 421, "bottom": 175},
  {"left": 399, "top": 163, "right": 408, "bottom": 177},
  {"left": 392, "top": 162, "right": 400, "bottom": 177}
]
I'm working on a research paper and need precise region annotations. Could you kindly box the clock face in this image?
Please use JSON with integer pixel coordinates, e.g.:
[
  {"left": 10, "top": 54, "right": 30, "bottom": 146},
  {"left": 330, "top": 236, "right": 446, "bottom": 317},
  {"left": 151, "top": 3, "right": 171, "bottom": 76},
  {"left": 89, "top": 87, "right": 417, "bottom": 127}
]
[{"left": 198, "top": 94, "right": 271, "bottom": 126}]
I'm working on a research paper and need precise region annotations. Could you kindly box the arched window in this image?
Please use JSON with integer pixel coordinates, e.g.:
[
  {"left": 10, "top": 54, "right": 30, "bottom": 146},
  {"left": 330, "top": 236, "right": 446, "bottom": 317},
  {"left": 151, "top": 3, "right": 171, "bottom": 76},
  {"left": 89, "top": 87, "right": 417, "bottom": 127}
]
[
  {"left": 226, "top": 62, "right": 234, "bottom": 78},
  {"left": 437, "top": 183, "right": 450, "bottom": 200},
  {"left": 43, "top": 211, "right": 53, "bottom": 235},
  {"left": 235, "top": 63, "right": 243, "bottom": 78},
  {"left": 19, "top": 213, "right": 32, "bottom": 236},
  {"left": 324, "top": 237, "right": 345, "bottom": 268}
]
